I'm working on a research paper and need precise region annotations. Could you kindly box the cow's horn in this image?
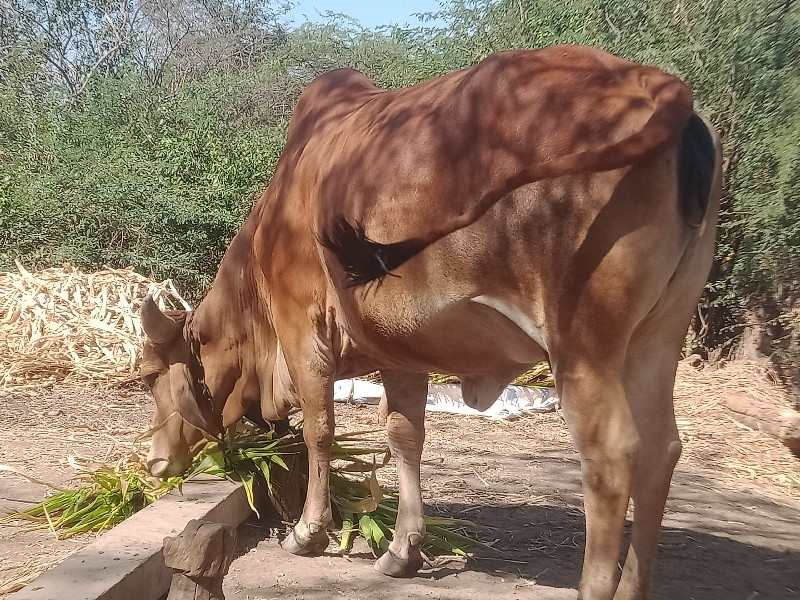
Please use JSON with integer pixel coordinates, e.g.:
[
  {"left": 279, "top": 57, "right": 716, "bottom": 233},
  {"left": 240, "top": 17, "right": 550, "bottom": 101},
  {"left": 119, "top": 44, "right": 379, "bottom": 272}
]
[{"left": 141, "top": 294, "right": 180, "bottom": 344}]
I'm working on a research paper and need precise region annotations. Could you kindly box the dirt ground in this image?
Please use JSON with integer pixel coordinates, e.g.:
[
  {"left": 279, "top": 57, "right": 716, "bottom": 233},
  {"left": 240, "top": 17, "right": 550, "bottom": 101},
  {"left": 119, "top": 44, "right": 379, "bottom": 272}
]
[
  {"left": 1, "top": 365, "right": 800, "bottom": 599},
  {"left": 0, "top": 385, "right": 152, "bottom": 595}
]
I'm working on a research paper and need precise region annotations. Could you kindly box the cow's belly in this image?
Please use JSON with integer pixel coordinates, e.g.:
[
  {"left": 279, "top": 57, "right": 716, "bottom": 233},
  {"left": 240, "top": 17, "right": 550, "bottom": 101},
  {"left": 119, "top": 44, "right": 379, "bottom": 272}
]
[
  {"left": 410, "top": 295, "right": 546, "bottom": 367},
  {"left": 352, "top": 292, "right": 548, "bottom": 410}
]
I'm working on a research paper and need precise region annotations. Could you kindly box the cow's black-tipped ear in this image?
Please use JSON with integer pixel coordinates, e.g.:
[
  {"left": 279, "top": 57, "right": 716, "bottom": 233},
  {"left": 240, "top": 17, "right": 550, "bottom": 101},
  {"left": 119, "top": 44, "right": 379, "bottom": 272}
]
[{"left": 319, "top": 215, "right": 425, "bottom": 287}]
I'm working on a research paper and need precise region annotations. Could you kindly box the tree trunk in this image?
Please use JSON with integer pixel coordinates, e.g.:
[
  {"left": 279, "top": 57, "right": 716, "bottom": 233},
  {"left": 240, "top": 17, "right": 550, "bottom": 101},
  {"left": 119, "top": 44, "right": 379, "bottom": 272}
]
[{"left": 724, "top": 391, "right": 800, "bottom": 456}]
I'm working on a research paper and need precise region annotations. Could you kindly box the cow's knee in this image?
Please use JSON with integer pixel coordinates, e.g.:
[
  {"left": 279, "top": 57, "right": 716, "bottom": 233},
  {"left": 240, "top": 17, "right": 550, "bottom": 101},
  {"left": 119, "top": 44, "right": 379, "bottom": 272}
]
[
  {"left": 665, "top": 438, "right": 682, "bottom": 467},
  {"left": 582, "top": 435, "right": 641, "bottom": 498}
]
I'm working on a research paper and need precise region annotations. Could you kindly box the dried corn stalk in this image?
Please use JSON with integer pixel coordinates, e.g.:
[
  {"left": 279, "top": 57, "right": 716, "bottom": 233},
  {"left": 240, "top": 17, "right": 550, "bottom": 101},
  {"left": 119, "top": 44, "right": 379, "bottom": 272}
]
[
  {"left": 0, "top": 261, "right": 190, "bottom": 389},
  {"left": 362, "top": 360, "right": 554, "bottom": 388}
]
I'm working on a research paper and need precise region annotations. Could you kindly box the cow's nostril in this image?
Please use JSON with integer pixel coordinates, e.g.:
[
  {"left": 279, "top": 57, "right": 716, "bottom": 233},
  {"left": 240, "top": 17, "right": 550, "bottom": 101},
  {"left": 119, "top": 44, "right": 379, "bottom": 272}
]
[{"left": 148, "top": 458, "right": 170, "bottom": 478}]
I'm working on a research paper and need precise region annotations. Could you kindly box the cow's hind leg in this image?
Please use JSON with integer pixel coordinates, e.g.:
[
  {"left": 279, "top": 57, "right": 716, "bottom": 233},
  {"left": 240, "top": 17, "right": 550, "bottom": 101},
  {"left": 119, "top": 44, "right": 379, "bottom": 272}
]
[
  {"left": 557, "top": 356, "right": 640, "bottom": 600},
  {"left": 374, "top": 371, "right": 428, "bottom": 577},
  {"left": 613, "top": 343, "right": 682, "bottom": 600},
  {"left": 613, "top": 272, "right": 711, "bottom": 599}
]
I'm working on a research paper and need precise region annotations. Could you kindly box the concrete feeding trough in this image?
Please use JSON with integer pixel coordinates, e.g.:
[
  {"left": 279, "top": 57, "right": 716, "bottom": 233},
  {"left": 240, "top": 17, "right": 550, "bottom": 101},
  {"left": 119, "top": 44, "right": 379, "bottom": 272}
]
[{"left": 8, "top": 477, "right": 251, "bottom": 600}]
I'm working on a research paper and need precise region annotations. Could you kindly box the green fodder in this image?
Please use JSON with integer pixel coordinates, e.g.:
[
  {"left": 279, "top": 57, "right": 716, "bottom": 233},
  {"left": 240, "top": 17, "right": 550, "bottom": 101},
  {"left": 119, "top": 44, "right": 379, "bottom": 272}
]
[
  {"left": 0, "top": 455, "right": 178, "bottom": 539},
  {"left": 3, "top": 424, "right": 487, "bottom": 556}
]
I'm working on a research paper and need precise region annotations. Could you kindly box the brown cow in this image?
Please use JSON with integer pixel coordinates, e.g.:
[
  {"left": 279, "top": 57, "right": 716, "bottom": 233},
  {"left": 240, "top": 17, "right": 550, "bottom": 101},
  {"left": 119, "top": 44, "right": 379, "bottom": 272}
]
[{"left": 140, "top": 44, "right": 721, "bottom": 599}]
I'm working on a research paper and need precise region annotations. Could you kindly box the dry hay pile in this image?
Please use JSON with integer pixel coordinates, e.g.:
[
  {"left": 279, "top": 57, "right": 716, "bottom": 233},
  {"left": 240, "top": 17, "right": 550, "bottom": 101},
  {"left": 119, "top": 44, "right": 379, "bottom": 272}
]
[
  {"left": 673, "top": 360, "right": 800, "bottom": 502},
  {"left": 362, "top": 361, "right": 554, "bottom": 388},
  {"left": 0, "top": 261, "right": 190, "bottom": 390}
]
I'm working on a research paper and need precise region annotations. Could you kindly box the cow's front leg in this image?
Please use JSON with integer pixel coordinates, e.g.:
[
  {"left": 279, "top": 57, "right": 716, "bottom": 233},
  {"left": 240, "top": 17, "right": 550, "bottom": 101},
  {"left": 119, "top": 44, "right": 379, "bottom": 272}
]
[
  {"left": 374, "top": 371, "right": 428, "bottom": 577},
  {"left": 281, "top": 375, "right": 334, "bottom": 556}
]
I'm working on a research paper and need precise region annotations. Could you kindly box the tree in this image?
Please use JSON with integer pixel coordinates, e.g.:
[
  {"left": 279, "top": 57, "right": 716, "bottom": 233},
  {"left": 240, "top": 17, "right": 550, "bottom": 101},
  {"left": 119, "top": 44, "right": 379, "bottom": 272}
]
[
  {"left": 0, "top": 0, "right": 136, "bottom": 98},
  {"left": 131, "top": 0, "right": 290, "bottom": 88}
]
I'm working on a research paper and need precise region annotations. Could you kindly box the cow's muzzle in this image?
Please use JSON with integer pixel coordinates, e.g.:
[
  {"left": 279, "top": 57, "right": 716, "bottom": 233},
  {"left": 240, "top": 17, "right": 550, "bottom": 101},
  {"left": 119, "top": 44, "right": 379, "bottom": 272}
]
[{"left": 147, "top": 454, "right": 191, "bottom": 479}]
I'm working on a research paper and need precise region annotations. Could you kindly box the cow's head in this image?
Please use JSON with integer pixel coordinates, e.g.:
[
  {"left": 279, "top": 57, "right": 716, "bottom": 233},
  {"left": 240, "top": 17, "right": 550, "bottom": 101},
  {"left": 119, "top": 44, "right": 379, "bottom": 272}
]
[
  {"left": 139, "top": 293, "right": 294, "bottom": 478},
  {"left": 139, "top": 295, "right": 219, "bottom": 478}
]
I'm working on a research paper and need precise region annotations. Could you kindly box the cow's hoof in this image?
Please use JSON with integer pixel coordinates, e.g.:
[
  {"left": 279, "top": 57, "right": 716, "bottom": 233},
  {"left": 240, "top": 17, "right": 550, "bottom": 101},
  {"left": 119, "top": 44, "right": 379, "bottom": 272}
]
[
  {"left": 374, "top": 548, "right": 424, "bottom": 577},
  {"left": 281, "top": 526, "right": 329, "bottom": 556}
]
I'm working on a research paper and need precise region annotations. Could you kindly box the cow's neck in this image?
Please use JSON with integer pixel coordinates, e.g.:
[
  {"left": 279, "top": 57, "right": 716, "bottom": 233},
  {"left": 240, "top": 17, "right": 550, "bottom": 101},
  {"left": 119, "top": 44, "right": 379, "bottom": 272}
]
[{"left": 191, "top": 216, "right": 273, "bottom": 426}]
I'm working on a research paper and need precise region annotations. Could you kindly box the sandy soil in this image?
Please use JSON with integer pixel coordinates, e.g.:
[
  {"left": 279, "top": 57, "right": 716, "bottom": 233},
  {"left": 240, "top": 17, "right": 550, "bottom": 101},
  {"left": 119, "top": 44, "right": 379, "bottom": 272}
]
[{"left": 1, "top": 372, "right": 799, "bottom": 599}]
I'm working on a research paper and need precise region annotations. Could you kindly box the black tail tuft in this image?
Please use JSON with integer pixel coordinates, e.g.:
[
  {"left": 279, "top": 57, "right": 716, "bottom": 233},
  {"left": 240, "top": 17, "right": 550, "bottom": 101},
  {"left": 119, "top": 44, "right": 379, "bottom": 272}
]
[
  {"left": 320, "top": 215, "right": 425, "bottom": 287},
  {"left": 678, "top": 113, "right": 716, "bottom": 226}
]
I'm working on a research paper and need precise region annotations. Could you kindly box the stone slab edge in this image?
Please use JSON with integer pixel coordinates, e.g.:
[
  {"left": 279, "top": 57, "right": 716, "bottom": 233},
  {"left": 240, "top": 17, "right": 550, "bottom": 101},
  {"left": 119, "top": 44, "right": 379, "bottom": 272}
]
[{"left": 9, "top": 477, "right": 251, "bottom": 600}]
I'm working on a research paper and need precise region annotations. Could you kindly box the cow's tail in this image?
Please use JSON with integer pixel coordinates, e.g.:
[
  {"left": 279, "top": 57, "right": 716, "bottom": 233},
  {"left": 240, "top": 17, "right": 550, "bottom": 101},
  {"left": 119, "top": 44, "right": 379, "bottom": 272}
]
[
  {"left": 322, "top": 68, "right": 694, "bottom": 287},
  {"left": 677, "top": 113, "right": 717, "bottom": 227}
]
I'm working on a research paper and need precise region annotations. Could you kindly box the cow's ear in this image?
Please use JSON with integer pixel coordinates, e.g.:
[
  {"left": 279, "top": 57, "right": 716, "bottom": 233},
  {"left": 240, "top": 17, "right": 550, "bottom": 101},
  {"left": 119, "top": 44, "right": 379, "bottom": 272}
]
[{"left": 170, "top": 363, "right": 217, "bottom": 439}]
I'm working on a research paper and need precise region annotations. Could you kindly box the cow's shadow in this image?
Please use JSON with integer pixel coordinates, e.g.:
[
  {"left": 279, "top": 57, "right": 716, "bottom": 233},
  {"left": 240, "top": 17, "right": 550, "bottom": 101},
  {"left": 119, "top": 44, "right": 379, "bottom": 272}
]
[
  {"left": 234, "top": 492, "right": 800, "bottom": 600},
  {"left": 434, "top": 500, "right": 799, "bottom": 599}
]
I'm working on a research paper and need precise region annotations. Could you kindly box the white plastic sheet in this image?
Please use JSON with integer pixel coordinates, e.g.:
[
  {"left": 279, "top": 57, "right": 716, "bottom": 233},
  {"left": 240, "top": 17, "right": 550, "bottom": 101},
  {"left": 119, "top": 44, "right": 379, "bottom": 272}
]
[{"left": 333, "top": 378, "right": 558, "bottom": 420}]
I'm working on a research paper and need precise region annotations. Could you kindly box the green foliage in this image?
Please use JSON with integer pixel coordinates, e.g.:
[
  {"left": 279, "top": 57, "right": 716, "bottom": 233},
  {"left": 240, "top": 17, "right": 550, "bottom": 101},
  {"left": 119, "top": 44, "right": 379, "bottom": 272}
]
[
  {"left": 0, "top": 70, "right": 287, "bottom": 298},
  {"left": 188, "top": 427, "right": 298, "bottom": 517},
  {"left": 283, "top": 19, "right": 442, "bottom": 87},
  {"left": 197, "top": 424, "right": 483, "bottom": 557},
  {"left": 0, "top": 457, "right": 179, "bottom": 539}
]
